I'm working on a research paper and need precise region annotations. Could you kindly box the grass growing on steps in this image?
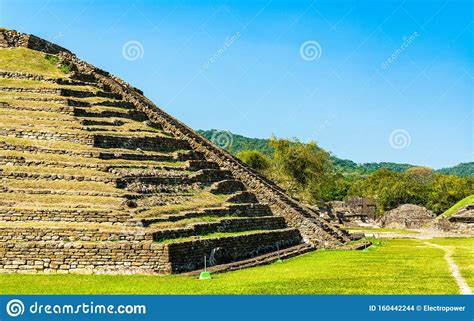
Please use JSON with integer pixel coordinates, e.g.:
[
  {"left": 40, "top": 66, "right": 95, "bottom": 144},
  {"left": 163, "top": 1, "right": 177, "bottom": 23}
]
[
  {"left": 0, "top": 238, "right": 467, "bottom": 295},
  {"left": 155, "top": 229, "right": 267, "bottom": 244},
  {"left": 138, "top": 192, "right": 228, "bottom": 217},
  {"left": 0, "top": 193, "right": 123, "bottom": 208},
  {"left": 148, "top": 216, "right": 222, "bottom": 229},
  {"left": 0, "top": 107, "right": 73, "bottom": 120},
  {"left": 440, "top": 195, "right": 474, "bottom": 217},
  {"left": 0, "top": 164, "right": 115, "bottom": 177},
  {"left": 0, "top": 48, "right": 67, "bottom": 77},
  {"left": 0, "top": 150, "right": 184, "bottom": 167},
  {"left": 3, "top": 179, "right": 123, "bottom": 194},
  {"left": 0, "top": 77, "right": 94, "bottom": 91}
]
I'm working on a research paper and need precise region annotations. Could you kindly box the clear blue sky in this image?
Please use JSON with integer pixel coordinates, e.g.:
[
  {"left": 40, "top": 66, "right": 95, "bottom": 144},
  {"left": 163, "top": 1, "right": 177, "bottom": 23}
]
[{"left": 1, "top": 0, "right": 472, "bottom": 169}]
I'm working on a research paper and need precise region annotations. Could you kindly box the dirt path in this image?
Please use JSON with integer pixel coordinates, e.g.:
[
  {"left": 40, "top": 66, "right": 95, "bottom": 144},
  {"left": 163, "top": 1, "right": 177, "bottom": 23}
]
[{"left": 424, "top": 242, "right": 472, "bottom": 295}]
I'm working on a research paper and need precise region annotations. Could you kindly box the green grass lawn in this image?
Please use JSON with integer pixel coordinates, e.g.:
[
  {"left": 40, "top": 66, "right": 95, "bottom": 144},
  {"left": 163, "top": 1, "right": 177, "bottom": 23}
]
[
  {"left": 1, "top": 238, "right": 469, "bottom": 295},
  {"left": 343, "top": 227, "right": 418, "bottom": 235},
  {"left": 428, "top": 237, "right": 474, "bottom": 289},
  {"left": 440, "top": 194, "right": 474, "bottom": 217}
]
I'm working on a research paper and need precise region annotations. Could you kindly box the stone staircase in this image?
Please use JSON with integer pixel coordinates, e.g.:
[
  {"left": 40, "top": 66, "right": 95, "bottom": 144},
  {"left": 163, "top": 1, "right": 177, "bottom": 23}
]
[{"left": 0, "top": 28, "right": 352, "bottom": 275}]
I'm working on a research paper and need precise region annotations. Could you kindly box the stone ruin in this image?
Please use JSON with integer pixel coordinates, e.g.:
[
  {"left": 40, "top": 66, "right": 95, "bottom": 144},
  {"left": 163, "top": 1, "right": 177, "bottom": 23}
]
[
  {"left": 434, "top": 204, "right": 474, "bottom": 232},
  {"left": 378, "top": 204, "right": 435, "bottom": 229},
  {"left": 325, "top": 197, "right": 376, "bottom": 226},
  {"left": 0, "top": 29, "right": 352, "bottom": 274}
]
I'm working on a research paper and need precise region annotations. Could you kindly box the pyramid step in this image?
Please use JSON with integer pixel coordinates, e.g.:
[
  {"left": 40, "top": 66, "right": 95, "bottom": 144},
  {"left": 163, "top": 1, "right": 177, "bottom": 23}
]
[
  {"left": 0, "top": 170, "right": 116, "bottom": 184},
  {"left": 73, "top": 108, "right": 148, "bottom": 121},
  {"left": 1, "top": 188, "right": 124, "bottom": 198},
  {"left": 93, "top": 134, "right": 190, "bottom": 152},
  {"left": 186, "top": 242, "right": 314, "bottom": 275},
  {"left": 93, "top": 100, "right": 134, "bottom": 109},
  {"left": 0, "top": 102, "right": 74, "bottom": 114},
  {"left": 97, "top": 151, "right": 176, "bottom": 162},
  {"left": 0, "top": 222, "right": 147, "bottom": 242},
  {"left": 61, "top": 89, "right": 122, "bottom": 100},
  {"left": 151, "top": 216, "right": 287, "bottom": 242},
  {"left": 226, "top": 191, "right": 259, "bottom": 204},
  {"left": 0, "top": 240, "right": 170, "bottom": 274},
  {"left": 185, "top": 160, "right": 220, "bottom": 171},
  {"left": 140, "top": 203, "right": 273, "bottom": 226},
  {"left": 210, "top": 179, "right": 246, "bottom": 194},
  {"left": 0, "top": 207, "right": 135, "bottom": 224},
  {"left": 167, "top": 228, "right": 303, "bottom": 273},
  {"left": 189, "top": 169, "right": 233, "bottom": 184},
  {"left": 79, "top": 119, "right": 124, "bottom": 126}
]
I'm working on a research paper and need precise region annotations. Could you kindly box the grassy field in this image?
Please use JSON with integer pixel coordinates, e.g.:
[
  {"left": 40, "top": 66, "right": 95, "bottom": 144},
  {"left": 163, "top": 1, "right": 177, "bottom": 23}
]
[
  {"left": 441, "top": 194, "right": 474, "bottom": 217},
  {"left": 1, "top": 238, "right": 471, "bottom": 295},
  {"left": 428, "top": 238, "right": 474, "bottom": 289},
  {"left": 343, "top": 227, "right": 418, "bottom": 234}
]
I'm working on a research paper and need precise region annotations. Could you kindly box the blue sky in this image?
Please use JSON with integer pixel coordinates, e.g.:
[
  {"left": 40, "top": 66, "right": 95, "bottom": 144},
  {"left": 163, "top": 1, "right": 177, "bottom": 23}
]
[{"left": 0, "top": 0, "right": 472, "bottom": 168}]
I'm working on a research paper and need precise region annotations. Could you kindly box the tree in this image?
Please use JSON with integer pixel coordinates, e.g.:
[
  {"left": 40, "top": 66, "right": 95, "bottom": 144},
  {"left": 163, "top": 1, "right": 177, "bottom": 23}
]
[
  {"left": 405, "top": 167, "right": 436, "bottom": 185},
  {"left": 237, "top": 150, "right": 271, "bottom": 172},
  {"left": 269, "top": 138, "right": 335, "bottom": 203},
  {"left": 347, "top": 169, "right": 429, "bottom": 215},
  {"left": 427, "top": 175, "right": 474, "bottom": 214}
]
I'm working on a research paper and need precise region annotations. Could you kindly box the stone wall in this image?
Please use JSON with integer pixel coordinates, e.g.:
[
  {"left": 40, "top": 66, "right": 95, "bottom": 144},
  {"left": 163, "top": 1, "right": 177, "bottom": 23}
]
[
  {"left": 152, "top": 216, "right": 287, "bottom": 241},
  {"left": 0, "top": 208, "right": 135, "bottom": 224},
  {"left": 0, "top": 128, "right": 93, "bottom": 145},
  {"left": 0, "top": 241, "right": 170, "bottom": 274},
  {"left": 93, "top": 134, "right": 190, "bottom": 152},
  {"left": 167, "top": 229, "right": 303, "bottom": 273},
  {"left": 0, "top": 226, "right": 148, "bottom": 242}
]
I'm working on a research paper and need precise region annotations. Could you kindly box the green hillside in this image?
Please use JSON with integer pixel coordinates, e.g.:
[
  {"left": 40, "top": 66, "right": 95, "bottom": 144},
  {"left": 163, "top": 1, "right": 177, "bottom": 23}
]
[
  {"left": 199, "top": 129, "right": 472, "bottom": 177},
  {"left": 438, "top": 163, "right": 474, "bottom": 177},
  {"left": 440, "top": 195, "right": 474, "bottom": 217}
]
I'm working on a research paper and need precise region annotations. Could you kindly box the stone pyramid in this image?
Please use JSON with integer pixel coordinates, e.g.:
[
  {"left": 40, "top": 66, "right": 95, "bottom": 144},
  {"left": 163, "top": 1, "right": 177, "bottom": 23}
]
[{"left": 0, "top": 28, "right": 350, "bottom": 274}]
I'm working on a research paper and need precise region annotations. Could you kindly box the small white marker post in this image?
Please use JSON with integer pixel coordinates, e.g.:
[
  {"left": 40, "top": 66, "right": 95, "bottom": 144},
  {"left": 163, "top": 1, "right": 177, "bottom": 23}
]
[{"left": 199, "top": 255, "right": 211, "bottom": 280}]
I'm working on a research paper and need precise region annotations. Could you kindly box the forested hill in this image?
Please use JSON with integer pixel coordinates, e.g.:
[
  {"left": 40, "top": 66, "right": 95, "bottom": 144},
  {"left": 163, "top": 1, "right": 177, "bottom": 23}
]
[{"left": 198, "top": 129, "right": 473, "bottom": 177}]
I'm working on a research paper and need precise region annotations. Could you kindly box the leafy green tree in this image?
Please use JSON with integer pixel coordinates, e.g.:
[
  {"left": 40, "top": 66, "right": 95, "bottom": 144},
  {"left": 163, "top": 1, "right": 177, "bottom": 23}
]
[
  {"left": 237, "top": 150, "right": 271, "bottom": 172},
  {"left": 269, "top": 138, "right": 335, "bottom": 203},
  {"left": 427, "top": 175, "right": 474, "bottom": 214},
  {"left": 405, "top": 167, "right": 436, "bottom": 185},
  {"left": 347, "top": 169, "right": 429, "bottom": 215}
]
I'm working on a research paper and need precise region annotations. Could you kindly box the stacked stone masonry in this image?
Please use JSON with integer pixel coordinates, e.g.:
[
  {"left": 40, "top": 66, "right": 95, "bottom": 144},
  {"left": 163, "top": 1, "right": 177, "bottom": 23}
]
[{"left": 0, "top": 29, "right": 350, "bottom": 275}]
